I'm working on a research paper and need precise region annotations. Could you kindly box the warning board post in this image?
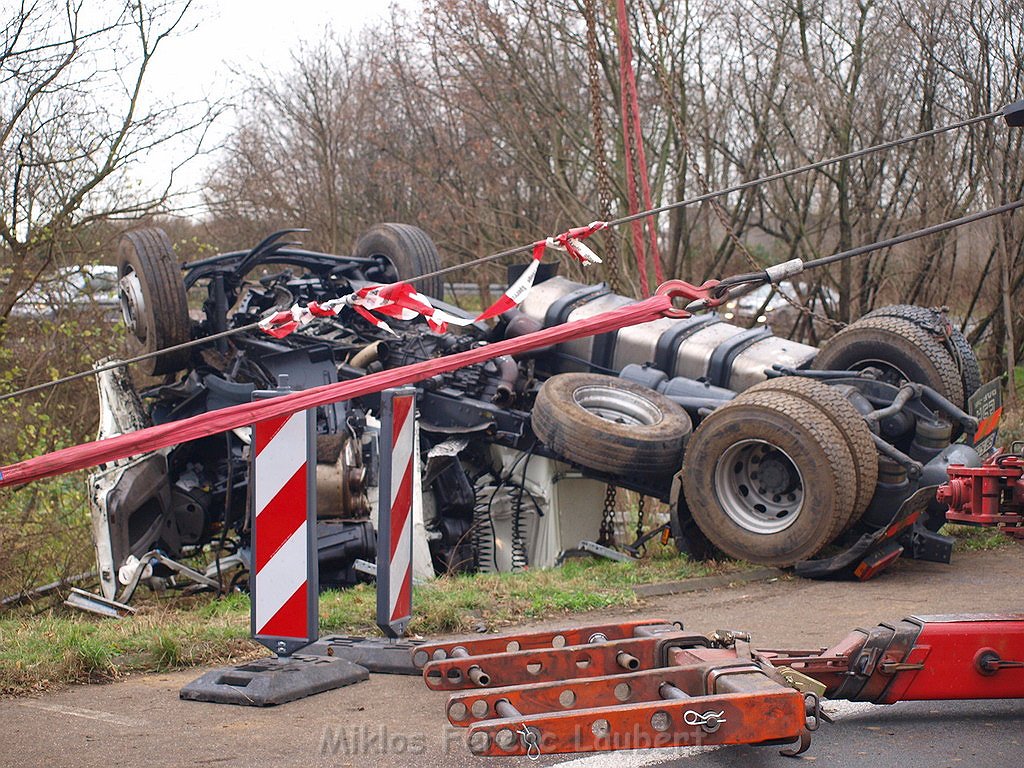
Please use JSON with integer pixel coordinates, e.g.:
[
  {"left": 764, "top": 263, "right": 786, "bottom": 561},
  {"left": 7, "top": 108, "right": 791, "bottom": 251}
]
[{"left": 376, "top": 387, "right": 417, "bottom": 638}]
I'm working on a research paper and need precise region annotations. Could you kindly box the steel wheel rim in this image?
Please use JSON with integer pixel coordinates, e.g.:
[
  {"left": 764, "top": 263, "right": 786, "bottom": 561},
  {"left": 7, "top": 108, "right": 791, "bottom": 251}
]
[
  {"left": 572, "top": 385, "right": 663, "bottom": 427},
  {"left": 118, "top": 268, "right": 146, "bottom": 339},
  {"left": 713, "top": 439, "right": 804, "bottom": 534}
]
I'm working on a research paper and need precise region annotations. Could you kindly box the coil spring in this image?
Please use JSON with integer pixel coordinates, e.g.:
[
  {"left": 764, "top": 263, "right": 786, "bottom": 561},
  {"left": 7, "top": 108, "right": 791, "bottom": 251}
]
[
  {"left": 509, "top": 481, "right": 529, "bottom": 572},
  {"left": 471, "top": 469, "right": 497, "bottom": 572}
]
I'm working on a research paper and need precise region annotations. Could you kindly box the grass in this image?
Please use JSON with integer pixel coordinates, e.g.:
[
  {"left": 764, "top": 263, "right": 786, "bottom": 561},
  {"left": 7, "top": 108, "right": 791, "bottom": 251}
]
[
  {"left": 0, "top": 593, "right": 256, "bottom": 695},
  {"left": 942, "top": 523, "right": 1013, "bottom": 551},
  {"left": 320, "top": 544, "right": 739, "bottom": 636},
  {"left": 0, "top": 545, "right": 740, "bottom": 696}
]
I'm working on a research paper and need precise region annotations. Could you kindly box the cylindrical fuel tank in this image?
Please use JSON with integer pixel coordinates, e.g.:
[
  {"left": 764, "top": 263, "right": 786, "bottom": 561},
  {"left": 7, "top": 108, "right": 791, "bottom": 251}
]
[{"left": 518, "top": 276, "right": 818, "bottom": 390}]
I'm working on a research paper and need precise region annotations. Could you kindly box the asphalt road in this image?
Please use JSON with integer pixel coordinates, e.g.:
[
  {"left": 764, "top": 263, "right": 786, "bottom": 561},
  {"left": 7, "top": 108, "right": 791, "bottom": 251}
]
[{"left": 2, "top": 546, "right": 1022, "bottom": 768}]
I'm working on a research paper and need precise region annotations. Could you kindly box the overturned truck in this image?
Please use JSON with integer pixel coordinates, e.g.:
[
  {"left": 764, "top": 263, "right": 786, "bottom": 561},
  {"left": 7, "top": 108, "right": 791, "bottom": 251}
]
[{"left": 90, "top": 224, "right": 988, "bottom": 600}]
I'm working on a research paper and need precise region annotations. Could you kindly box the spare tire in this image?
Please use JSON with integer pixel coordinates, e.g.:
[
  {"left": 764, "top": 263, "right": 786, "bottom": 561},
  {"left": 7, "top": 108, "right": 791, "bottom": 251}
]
[
  {"left": 354, "top": 223, "right": 443, "bottom": 299},
  {"left": 532, "top": 373, "right": 692, "bottom": 476},
  {"left": 863, "top": 304, "right": 981, "bottom": 404},
  {"left": 812, "top": 314, "right": 965, "bottom": 408},
  {"left": 681, "top": 388, "right": 855, "bottom": 566},
  {"left": 117, "top": 228, "right": 191, "bottom": 376}
]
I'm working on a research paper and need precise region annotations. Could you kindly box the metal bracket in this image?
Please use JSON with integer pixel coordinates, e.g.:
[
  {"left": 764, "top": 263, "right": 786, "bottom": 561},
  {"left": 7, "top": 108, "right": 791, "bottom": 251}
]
[{"left": 577, "top": 540, "right": 637, "bottom": 563}]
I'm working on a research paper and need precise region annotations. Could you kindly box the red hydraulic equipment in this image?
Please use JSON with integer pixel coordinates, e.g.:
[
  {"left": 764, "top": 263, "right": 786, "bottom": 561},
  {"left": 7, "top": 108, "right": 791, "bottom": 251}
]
[
  {"left": 937, "top": 449, "right": 1024, "bottom": 540},
  {"left": 414, "top": 453, "right": 1024, "bottom": 759},
  {"left": 414, "top": 614, "right": 1024, "bottom": 758}
]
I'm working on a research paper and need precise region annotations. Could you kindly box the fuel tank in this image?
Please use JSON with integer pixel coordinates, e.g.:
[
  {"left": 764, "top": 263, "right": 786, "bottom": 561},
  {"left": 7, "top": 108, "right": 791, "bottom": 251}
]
[{"left": 518, "top": 276, "right": 818, "bottom": 391}]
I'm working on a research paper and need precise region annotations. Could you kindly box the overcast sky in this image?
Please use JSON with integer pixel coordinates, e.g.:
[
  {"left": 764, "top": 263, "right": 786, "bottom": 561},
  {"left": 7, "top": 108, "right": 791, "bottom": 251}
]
[
  {"left": 149, "top": 0, "right": 408, "bottom": 100},
  {"left": 137, "top": 0, "right": 414, "bottom": 209}
]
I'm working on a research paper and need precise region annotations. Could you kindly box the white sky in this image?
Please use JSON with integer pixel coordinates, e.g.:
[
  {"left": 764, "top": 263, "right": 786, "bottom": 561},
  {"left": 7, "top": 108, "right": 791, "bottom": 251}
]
[
  {"left": 149, "top": 0, "right": 410, "bottom": 101},
  {"left": 136, "top": 0, "right": 415, "bottom": 210}
]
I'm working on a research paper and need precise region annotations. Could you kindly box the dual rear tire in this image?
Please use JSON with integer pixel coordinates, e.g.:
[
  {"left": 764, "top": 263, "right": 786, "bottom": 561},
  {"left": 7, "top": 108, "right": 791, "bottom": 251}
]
[
  {"left": 532, "top": 373, "right": 877, "bottom": 566},
  {"left": 681, "top": 378, "right": 877, "bottom": 566},
  {"left": 813, "top": 305, "right": 981, "bottom": 409}
]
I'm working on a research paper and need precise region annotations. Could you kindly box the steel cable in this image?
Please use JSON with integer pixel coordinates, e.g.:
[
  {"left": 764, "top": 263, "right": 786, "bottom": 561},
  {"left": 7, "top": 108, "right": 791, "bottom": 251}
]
[{"left": 0, "top": 111, "right": 1007, "bottom": 405}]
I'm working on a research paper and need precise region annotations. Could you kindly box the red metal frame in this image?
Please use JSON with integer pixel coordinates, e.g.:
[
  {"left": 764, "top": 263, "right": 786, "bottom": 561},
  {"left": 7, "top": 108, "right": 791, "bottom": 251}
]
[
  {"left": 419, "top": 614, "right": 1024, "bottom": 758},
  {"left": 938, "top": 455, "right": 1024, "bottom": 537}
]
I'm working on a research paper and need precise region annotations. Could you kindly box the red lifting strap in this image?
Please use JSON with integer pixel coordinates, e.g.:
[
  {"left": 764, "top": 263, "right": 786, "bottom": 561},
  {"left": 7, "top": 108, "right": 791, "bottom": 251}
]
[{"left": 0, "top": 294, "right": 674, "bottom": 488}]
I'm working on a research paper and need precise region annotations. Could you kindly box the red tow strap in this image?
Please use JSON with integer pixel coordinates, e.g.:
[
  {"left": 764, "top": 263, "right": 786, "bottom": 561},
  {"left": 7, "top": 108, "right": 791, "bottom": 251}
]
[{"left": 0, "top": 295, "right": 673, "bottom": 488}]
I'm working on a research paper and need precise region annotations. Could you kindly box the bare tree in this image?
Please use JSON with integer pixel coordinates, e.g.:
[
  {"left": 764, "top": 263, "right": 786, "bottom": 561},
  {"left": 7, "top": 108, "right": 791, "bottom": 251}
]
[
  {"left": 0, "top": 0, "right": 217, "bottom": 336},
  {"left": 200, "top": 0, "right": 1023, "bottom": 367}
]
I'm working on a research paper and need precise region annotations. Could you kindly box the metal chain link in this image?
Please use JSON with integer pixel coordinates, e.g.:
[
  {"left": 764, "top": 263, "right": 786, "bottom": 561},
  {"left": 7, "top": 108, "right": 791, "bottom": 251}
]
[
  {"left": 599, "top": 483, "right": 617, "bottom": 547},
  {"left": 635, "top": 494, "right": 646, "bottom": 543}
]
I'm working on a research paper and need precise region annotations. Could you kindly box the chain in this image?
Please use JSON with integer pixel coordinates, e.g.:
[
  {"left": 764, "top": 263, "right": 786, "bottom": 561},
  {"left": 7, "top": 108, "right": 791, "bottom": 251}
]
[
  {"left": 635, "top": 494, "right": 646, "bottom": 543},
  {"left": 634, "top": 3, "right": 846, "bottom": 332},
  {"left": 599, "top": 483, "right": 617, "bottom": 547},
  {"left": 583, "top": 0, "right": 621, "bottom": 293}
]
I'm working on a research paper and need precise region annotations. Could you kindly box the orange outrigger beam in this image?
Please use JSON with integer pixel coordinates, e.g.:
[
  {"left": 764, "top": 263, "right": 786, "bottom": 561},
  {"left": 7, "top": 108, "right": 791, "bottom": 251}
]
[{"left": 414, "top": 615, "right": 1024, "bottom": 758}]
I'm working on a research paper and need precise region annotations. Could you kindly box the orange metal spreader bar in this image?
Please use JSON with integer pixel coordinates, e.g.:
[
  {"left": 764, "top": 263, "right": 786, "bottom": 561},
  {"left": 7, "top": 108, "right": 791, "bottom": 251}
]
[
  {"left": 411, "top": 619, "right": 672, "bottom": 670},
  {"left": 418, "top": 614, "right": 1024, "bottom": 758},
  {"left": 465, "top": 689, "right": 806, "bottom": 757}
]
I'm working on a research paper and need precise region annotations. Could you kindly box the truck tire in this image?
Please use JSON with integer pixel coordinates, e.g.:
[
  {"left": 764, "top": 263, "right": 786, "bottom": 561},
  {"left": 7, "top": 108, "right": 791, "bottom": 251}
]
[
  {"left": 744, "top": 377, "right": 878, "bottom": 529},
  {"left": 117, "top": 228, "right": 191, "bottom": 376},
  {"left": 812, "top": 314, "right": 965, "bottom": 408},
  {"left": 532, "top": 373, "right": 692, "bottom": 476},
  {"left": 681, "top": 389, "right": 854, "bottom": 566},
  {"left": 354, "top": 223, "right": 443, "bottom": 299},
  {"left": 863, "top": 304, "right": 981, "bottom": 404}
]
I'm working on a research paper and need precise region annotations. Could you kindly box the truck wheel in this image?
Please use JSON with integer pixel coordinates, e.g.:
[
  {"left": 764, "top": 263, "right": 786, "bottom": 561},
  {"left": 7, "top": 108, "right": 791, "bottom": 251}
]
[
  {"left": 117, "top": 228, "right": 191, "bottom": 376},
  {"left": 532, "top": 373, "right": 692, "bottom": 476},
  {"left": 863, "top": 304, "right": 981, "bottom": 404},
  {"left": 355, "top": 223, "right": 443, "bottom": 299},
  {"left": 744, "top": 377, "right": 878, "bottom": 529},
  {"left": 681, "top": 389, "right": 854, "bottom": 566},
  {"left": 812, "top": 314, "right": 965, "bottom": 408}
]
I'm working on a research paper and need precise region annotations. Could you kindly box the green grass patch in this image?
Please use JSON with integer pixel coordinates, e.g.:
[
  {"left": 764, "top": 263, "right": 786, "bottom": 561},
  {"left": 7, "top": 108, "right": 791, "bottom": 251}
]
[
  {"left": 941, "top": 523, "right": 1013, "bottom": 551},
  {"left": 0, "top": 594, "right": 256, "bottom": 695},
  {"left": 319, "top": 545, "right": 738, "bottom": 637},
  {"left": 1, "top": 546, "right": 740, "bottom": 695}
]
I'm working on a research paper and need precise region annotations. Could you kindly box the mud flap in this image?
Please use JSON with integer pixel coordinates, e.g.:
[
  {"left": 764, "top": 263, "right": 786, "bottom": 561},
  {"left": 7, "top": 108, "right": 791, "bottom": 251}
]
[{"left": 795, "top": 486, "right": 938, "bottom": 580}]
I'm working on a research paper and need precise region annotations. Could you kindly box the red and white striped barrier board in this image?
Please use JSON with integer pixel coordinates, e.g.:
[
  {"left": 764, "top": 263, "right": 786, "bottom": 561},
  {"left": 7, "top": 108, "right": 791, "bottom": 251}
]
[
  {"left": 250, "top": 390, "right": 318, "bottom": 656},
  {"left": 376, "top": 387, "right": 417, "bottom": 638}
]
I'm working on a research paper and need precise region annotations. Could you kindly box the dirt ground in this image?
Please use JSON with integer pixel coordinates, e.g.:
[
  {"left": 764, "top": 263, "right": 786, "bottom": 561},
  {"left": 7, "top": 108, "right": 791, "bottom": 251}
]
[{"left": 3, "top": 546, "right": 1022, "bottom": 768}]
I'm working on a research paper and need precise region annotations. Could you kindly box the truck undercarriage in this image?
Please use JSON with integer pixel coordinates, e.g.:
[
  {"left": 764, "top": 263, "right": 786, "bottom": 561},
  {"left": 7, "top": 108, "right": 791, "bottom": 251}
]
[{"left": 90, "top": 224, "right": 990, "bottom": 601}]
